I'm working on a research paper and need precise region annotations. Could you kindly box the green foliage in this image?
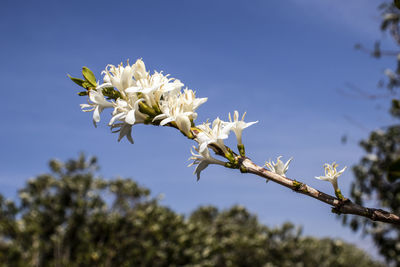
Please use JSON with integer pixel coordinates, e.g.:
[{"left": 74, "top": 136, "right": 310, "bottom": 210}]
[
  {"left": 0, "top": 155, "right": 382, "bottom": 266},
  {"left": 68, "top": 76, "right": 85, "bottom": 87},
  {"left": 345, "top": 2, "right": 400, "bottom": 265},
  {"left": 68, "top": 67, "right": 97, "bottom": 94},
  {"left": 348, "top": 126, "right": 400, "bottom": 264},
  {"left": 388, "top": 157, "right": 400, "bottom": 182}
]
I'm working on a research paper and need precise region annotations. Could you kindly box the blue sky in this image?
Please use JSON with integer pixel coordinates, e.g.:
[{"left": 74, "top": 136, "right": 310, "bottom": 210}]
[{"left": 0, "top": 0, "right": 395, "bottom": 257}]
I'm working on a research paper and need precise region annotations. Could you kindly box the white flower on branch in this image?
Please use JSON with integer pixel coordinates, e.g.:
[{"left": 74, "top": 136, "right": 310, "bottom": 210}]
[
  {"left": 125, "top": 70, "right": 184, "bottom": 108},
  {"left": 102, "top": 62, "right": 136, "bottom": 97},
  {"left": 196, "top": 118, "right": 232, "bottom": 155},
  {"left": 80, "top": 87, "right": 114, "bottom": 126},
  {"left": 109, "top": 98, "right": 147, "bottom": 126},
  {"left": 315, "top": 162, "right": 347, "bottom": 191},
  {"left": 102, "top": 59, "right": 184, "bottom": 106},
  {"left": 153, "top": 89, "right": 207, "bottom": 136},
  {"left": 227, "top": 111, "right": 258, "bottom": 145},
  {"left": 188, "top": 146, "right": 226, "bottom": 180},
  {"left": 265, "top": 156, "right": 292, "bottom": 177}
]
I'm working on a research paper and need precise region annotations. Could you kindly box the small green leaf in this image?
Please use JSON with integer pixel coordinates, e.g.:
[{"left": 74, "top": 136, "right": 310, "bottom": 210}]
[
  {"left": 387, "top": 157, "right": 400, "bottom": 182},
  {"left": 68, "top": 75, "right": 85, "bottom": 87},
  {"left": 82, "top": 67, "right": 97, "bottom": 87},
  {"left": 78, "top": 91, "right": 88, "bottom": 96},
  {"left": 82, "top": 81, "right": 93, "bottom": 89}
]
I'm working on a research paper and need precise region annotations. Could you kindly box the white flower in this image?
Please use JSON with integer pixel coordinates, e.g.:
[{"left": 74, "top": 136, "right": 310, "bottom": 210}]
[
  {"left": 315, "top": 162, "right": 347, "bottom": 190},
  {"left": 228, "top": 111, "right": 258, "bottom": 145},
  {"left": 102, "top": 61, "right": 138, "bottom": 95},
  {"left": 132, "top": 58, "right": 147, "bottom": 81},
  {"left": 153, "top": 99, "right": 193, "bottom": 136},
  {"left": 126, "top": 71, "right": 183, "bottom": 107},
  {"left": 265, "top": 156, "right": 292, "bottom": 177},
  {"left": 100, "top": 59, "right": 181, "bottom": 102},
  {"left": 188, "top": 146, "right": 225, "bottom": 180},
  {"left": 153, "top": 89, "right": 207, "bottom": 136},
  {"left": 179, "top": 89, "right": 208, "bottom": 114},
  {"left": 196, "top": 118, "right": 232, "bottom": 155},
  {"left": 80, "top": 87, "right": 113, "bottom": 126},
  {"left": 124, "top": 60, "right": 184, "bottom": 108},
  {"left": 109, "top": 97, "right": 147, "bottom": 126}
]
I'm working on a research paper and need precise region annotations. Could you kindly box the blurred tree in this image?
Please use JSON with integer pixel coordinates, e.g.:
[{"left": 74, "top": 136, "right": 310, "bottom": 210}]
[
  {"left": 345, "top": 2, "right": 400, "bottom": 266},
  {"left": 0, "top": 155, "right": 382, "bottom": 266}
]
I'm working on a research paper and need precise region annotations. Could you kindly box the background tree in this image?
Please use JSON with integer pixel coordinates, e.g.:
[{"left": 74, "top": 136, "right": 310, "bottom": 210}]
[
  {"left": 0, "top": 155, "right": 383, "bottom": 266},
  {"left": 345, "top": 2, "right": 400, "bottom": 265}
]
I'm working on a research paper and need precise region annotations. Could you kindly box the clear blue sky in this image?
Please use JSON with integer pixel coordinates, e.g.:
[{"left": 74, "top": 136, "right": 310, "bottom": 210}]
[{"left": 0, "top": 0, "right": 394, "bottom": 257}]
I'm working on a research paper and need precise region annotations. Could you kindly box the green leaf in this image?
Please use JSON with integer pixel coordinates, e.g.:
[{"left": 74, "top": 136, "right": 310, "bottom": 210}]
[
  {"left": 387, "top": 157, "right": 400, "bottom": 182},
  {"left": 78, "top": 91, "right": 88, "bottom": 96},
  {"left": 82, "top": 67, "right": 97, "bottom": 87},
  {"left": 68, "top": 75, "right": 85, "bottom": 87},
  {"left": 82, "top": 81, "right": 93, "bottom": 89}
]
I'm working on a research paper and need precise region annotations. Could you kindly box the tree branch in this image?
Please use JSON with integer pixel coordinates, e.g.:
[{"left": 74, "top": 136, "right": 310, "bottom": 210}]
[
  {"left": 238, "top": 157, "right": 400, "bottom": 225},
  {"left": 188, "top": 126, "right": 400, "bottom": 225}
]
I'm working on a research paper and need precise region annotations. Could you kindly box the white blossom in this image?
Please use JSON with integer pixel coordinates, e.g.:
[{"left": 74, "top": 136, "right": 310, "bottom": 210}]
[
  {"left": 265, "top": 156, "right": 292, "bottom": 177},
  {"left": 315, "top": 162, "right": 347, "bottom": 190},
  {"left": 188, "top": 146, "right": 225, "bottom": 180},
  {"left": 153, "top": 89, "right": 207, "bottom": 136},
  {"left": 109, "top": 98, "right": 147, "bottom": 126},
  {"left": 125, "top": 70, "right": 184, "bottom": 107},
  {"left": 120, "top": 59, "right": 184, "bottom": 108},
  {"left": 227, "top": 111, "right": 258, "bottom": 145},
  {"left": 196, "top": 118, "right": 232, "bottom": 155},
  {"left": 80, "top": 87, "right": 113, "bottom": 126},
  {"left": 102, "top": 61, "right": 137, "bottom": 95}
]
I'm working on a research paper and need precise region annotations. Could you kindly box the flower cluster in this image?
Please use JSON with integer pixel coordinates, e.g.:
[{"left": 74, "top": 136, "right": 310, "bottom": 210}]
[
  {"left": 80, "top": 59, "right": 207, "bottom": 143},
  {"left": 73, "top": 59, "right": 258, "bottom": 179}
]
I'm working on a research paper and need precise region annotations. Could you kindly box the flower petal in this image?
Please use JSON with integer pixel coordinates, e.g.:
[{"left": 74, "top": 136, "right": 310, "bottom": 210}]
[
  {"left": 194, "top": 161, "right": 210, "bottom": 181},
  {"left": 176, "top": 115, "right": 191, "bottom": 136},
  {"left": 125, "top": 110, "right": 136, "bottom": 125},
  {"left": 160, "top": 117, "right": 174, "bottom": 126}
]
